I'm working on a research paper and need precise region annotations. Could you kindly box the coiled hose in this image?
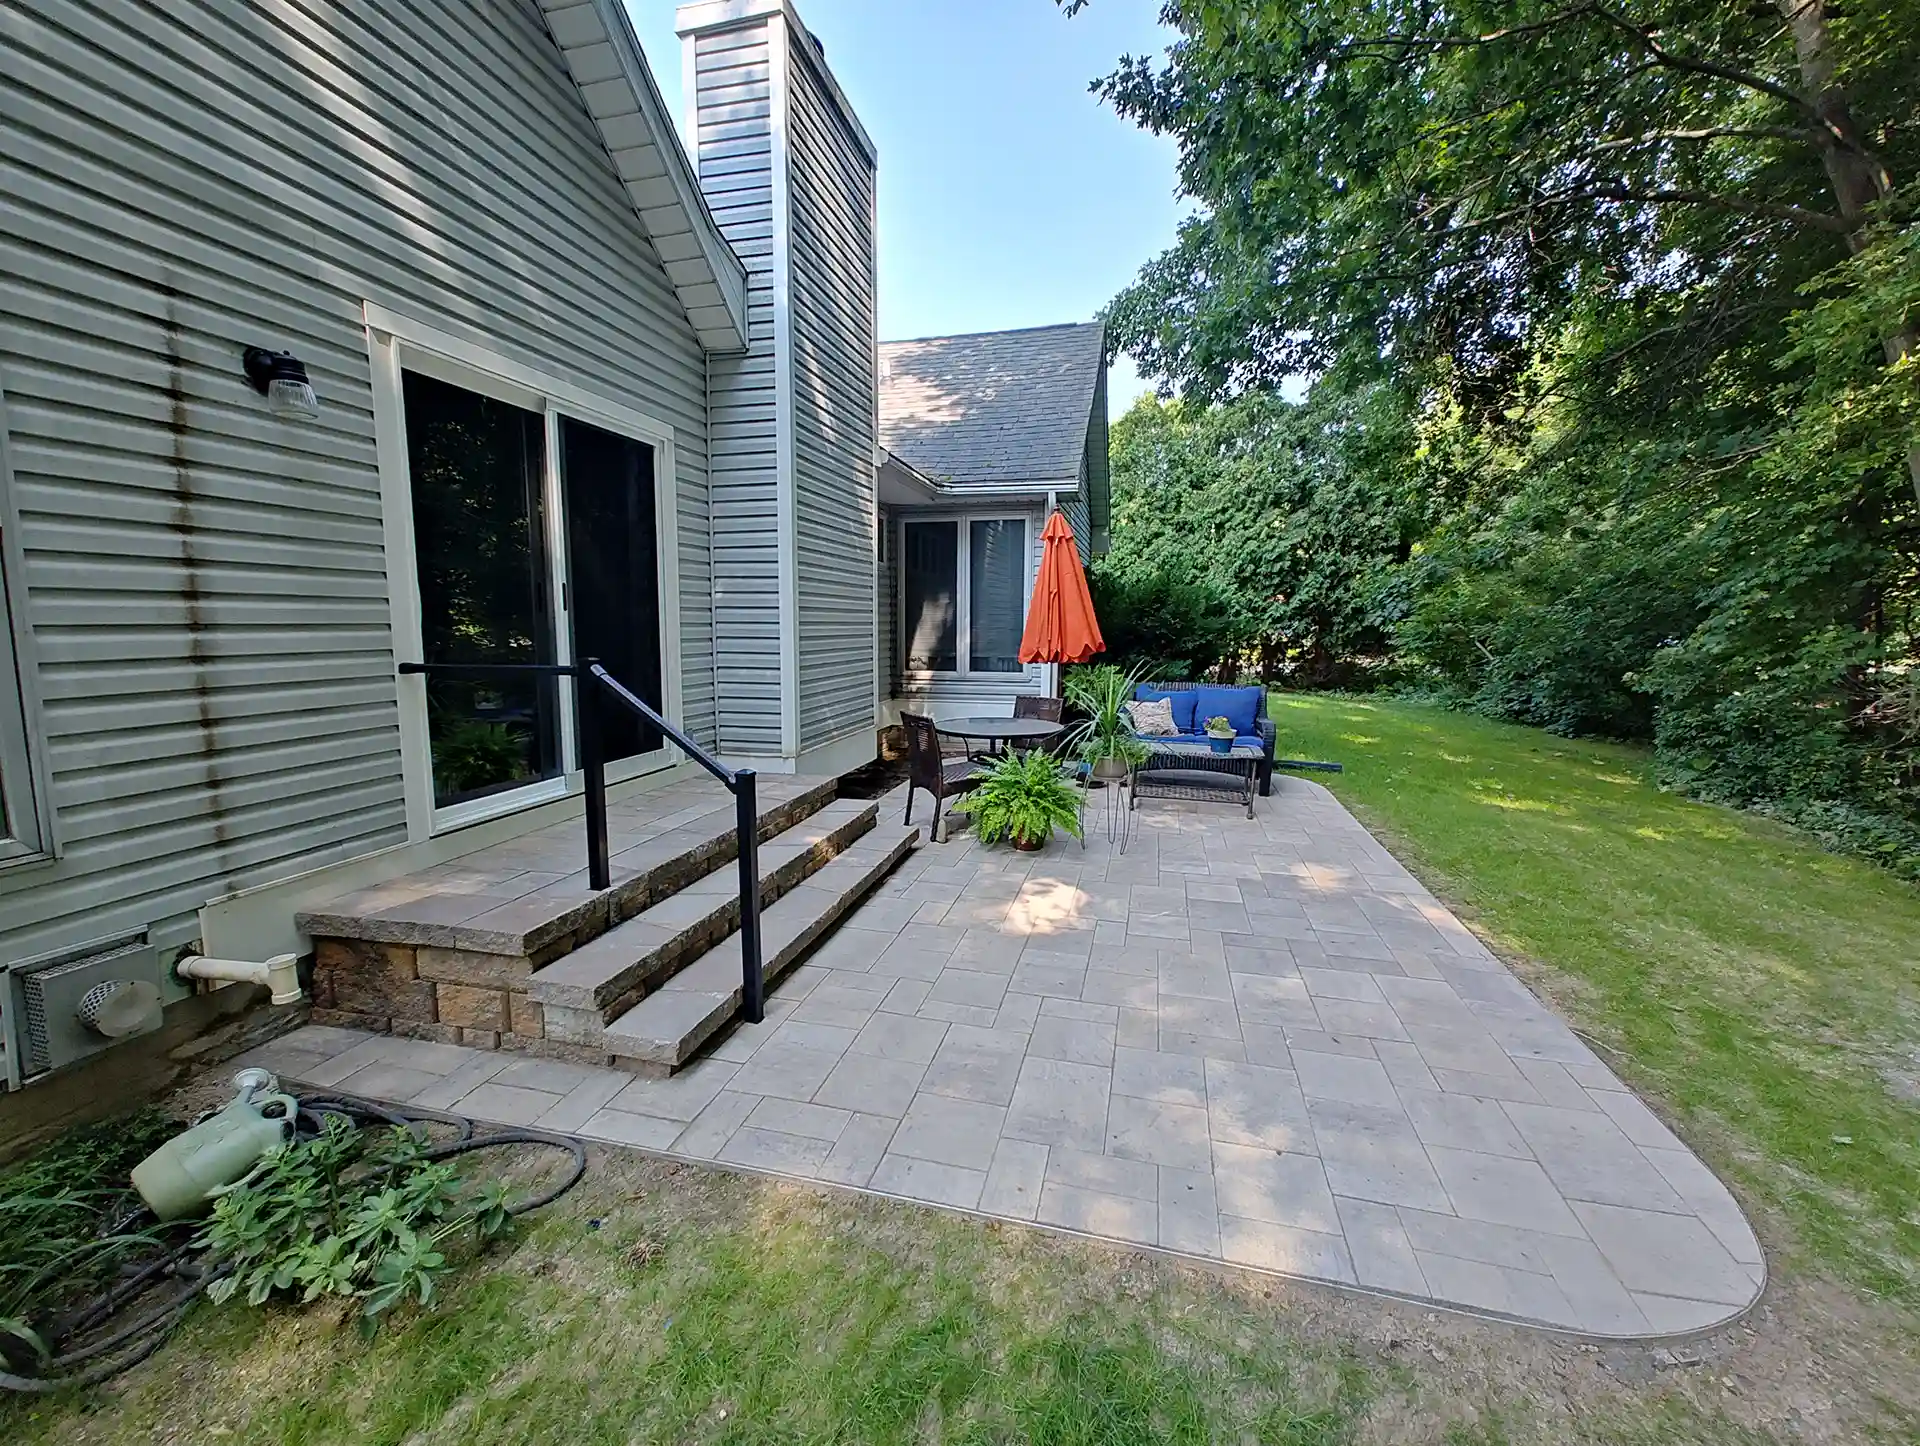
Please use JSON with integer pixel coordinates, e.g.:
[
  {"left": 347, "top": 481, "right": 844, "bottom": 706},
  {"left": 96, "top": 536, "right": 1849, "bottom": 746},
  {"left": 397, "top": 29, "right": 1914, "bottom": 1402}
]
[{"left": 0, "top": 1092, "right": 587, "bottom": 1394}]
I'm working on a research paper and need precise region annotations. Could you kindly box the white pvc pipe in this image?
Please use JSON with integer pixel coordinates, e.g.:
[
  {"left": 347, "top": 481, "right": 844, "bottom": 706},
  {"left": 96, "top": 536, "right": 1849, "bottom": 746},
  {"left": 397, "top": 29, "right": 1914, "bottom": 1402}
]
[{"left": 177, "top": 953, "right": 304, "bottom": 1006}]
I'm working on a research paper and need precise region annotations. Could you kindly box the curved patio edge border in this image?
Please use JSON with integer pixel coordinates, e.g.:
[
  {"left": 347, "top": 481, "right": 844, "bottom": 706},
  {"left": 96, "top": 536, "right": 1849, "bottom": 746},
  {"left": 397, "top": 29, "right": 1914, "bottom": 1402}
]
[{"left": 631, "top": 1144, "right": 1766, "bottom": 1343}]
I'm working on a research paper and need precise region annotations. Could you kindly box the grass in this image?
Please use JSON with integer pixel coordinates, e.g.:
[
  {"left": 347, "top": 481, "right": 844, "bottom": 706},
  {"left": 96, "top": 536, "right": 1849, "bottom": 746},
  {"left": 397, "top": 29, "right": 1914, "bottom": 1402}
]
[
  {"left": 0, "top": 1151, "right": 1813, "bottom": 1446},
  {"left": 1273, "top": 694, "right": 1920, "bottom": 1307},
  {"left": 6, "top": 694, "right": 1920, "bottom": 1443}
]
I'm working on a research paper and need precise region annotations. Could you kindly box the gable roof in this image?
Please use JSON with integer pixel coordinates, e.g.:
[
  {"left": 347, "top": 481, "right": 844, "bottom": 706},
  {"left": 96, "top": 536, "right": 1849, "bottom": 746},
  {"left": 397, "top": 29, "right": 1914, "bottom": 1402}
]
[
  {"left": 878, "top": 322, "right": 1106, "bottom": 487},
  {"left": 536, "top": 0, "right": 749, "bottom": 351}
]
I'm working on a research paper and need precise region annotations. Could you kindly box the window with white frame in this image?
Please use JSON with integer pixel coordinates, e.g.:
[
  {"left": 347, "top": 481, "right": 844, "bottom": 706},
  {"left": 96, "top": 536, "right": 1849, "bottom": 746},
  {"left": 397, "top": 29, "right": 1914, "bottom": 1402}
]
[
  {"left": 0, "top": 398, "right": 46, "bottom": 864},
  {"left": 901, "top": 516, "right": 1029, "bottom": 675}
]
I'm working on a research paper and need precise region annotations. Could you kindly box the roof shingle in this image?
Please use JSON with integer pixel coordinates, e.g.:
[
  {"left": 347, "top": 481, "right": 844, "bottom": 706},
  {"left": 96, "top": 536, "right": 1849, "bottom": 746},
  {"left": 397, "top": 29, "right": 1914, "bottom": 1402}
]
[{"left": 878, "top": 322, "right": 1105, "bottom": 487}]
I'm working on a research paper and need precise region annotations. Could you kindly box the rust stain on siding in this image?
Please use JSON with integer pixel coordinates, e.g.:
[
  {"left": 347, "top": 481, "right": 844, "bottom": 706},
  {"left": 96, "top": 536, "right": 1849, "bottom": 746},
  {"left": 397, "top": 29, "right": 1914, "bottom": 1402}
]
[{"left": 160, "top": 282, "right": 235, "bottom": 865}]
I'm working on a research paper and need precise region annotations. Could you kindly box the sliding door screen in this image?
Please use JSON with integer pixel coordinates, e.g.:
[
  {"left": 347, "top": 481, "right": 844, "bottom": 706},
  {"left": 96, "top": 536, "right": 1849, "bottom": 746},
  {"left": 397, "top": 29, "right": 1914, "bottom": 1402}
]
[
  {"left": 403, "top": 371, "right": 561, "bottom": 809},
  {"left": 560, "top": 416, "right": 664, "bottom": 763}
]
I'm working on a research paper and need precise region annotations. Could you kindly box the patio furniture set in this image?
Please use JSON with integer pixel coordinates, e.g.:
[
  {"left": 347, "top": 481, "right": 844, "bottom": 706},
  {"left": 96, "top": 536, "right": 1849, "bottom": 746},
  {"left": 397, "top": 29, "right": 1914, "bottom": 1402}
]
[{"left": 902, "top": 683, "right": 1278, "bottom": 848}]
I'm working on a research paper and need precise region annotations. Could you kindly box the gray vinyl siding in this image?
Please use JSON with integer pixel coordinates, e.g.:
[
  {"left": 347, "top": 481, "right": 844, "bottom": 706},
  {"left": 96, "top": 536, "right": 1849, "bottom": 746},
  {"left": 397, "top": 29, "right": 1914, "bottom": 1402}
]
[
  {"left": 786, "top": 28, "right": 877, "bottom": 750},
  {"left": 0, "top": 0, "right": 716, "bottom": 964},
  {"left": 1062, "top": 492, "right": 1093, "bottom": 566},
  {"left": 690, "top": 22, "right": 783, "bottom": 757}
]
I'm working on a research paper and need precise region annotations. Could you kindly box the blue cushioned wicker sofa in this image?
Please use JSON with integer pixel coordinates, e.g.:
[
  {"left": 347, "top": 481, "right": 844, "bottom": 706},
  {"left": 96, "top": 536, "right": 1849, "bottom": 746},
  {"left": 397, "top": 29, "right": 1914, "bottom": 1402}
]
[{"left": 1132, "top": 682, "right": 1278, "bottom": 796}]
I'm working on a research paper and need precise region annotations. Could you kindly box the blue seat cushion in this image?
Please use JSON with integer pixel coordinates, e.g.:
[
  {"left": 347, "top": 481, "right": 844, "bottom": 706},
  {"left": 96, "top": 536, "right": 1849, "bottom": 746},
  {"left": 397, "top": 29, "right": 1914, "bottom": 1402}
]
[
  {"left": 1162, "top": 732, "right": 1265, "bottom": 751},
  {"left": 1135, "top": 685, "right": 1198, "bottom": 733},
  {"left": 1191, "top": 685, "right": 1262, "bottom": 739}
]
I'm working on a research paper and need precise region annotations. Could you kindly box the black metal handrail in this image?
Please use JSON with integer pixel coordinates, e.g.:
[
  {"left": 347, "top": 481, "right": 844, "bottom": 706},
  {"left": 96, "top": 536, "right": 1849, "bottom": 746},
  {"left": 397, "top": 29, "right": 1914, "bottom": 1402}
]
[{"left": 397, "top": 659, "right": 764, "bottom": 1022}]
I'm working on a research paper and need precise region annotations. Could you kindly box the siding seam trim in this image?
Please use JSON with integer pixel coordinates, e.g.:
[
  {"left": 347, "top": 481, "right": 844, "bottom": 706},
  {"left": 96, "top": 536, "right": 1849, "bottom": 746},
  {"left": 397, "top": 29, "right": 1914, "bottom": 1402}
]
[{"left": 768, "top": 12, "right": 797, "bottom": 760}]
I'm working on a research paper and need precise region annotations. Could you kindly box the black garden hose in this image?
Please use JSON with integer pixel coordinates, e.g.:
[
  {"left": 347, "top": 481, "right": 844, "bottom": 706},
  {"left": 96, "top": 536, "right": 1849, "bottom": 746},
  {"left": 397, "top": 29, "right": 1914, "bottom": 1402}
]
[{"left": 1, "top": 1093, "right": 587, "bottom": 1395}]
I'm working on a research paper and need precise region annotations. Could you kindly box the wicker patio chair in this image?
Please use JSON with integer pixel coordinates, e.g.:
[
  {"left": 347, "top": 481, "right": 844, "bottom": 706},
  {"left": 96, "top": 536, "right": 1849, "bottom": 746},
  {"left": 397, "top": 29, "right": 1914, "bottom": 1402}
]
[{"left": 902, "top": 712, "right": 983, "bottom": 843}]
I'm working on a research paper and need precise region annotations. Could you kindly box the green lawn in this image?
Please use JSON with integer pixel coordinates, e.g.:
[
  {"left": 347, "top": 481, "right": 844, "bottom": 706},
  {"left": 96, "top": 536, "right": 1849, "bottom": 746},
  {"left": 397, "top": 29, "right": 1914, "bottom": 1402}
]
[
  {"left": 0, "top": 1149, "right": 1803, "bottom": 1446},
  {"left": 7, "top": 695, "right": 1920, "bottom": 1444},
  {"left": 1274, "top": 694, "right": 1920, "bottom": 1307}
]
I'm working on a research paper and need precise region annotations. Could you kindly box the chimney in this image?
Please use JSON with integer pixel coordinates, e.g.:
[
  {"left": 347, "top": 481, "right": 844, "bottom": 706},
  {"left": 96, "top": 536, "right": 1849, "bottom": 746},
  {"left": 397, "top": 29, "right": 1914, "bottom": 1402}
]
[{"left": 676, "top": 1, "right": 880, "bottom": 769}]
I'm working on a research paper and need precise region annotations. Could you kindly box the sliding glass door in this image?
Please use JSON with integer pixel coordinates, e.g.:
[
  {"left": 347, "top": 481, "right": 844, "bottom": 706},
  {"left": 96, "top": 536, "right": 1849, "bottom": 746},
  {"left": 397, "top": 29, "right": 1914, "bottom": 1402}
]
[
  {"left": 404, "top": 371, "right": 563, "bottom": 811},
  {"left": 396, "top": 359, "right": 676, "bottom": 831},
  {"left": 560, "top": 415, "right": 665, "bottom": 766}
]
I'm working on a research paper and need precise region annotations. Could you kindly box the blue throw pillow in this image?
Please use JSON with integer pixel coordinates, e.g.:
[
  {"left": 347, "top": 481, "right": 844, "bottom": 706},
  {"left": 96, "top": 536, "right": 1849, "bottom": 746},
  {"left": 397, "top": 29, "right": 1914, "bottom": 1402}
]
[
  {"left": 1192, "top": 685, "right": 1261, "bottom": 738},
  {"left": 1135, "top": 685, "right": 1198, "bottom": 733}
]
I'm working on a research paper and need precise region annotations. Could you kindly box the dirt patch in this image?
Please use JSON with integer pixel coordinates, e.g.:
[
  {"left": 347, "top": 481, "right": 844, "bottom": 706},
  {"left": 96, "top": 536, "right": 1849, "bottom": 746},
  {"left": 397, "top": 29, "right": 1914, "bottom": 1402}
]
[{"left": 836, "top": 754, "right": 907, "bottom": 800}]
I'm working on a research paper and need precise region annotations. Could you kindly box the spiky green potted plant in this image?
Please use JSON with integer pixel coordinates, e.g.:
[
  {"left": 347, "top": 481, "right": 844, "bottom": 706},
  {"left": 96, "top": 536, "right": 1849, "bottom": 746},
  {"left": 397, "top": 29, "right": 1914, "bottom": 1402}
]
[
  {"left": 1063, "top": 663, "right": 1151, "bottom": 781},
  {"left": 955, "top": 750, "right": 1084, "bottom": 851}
]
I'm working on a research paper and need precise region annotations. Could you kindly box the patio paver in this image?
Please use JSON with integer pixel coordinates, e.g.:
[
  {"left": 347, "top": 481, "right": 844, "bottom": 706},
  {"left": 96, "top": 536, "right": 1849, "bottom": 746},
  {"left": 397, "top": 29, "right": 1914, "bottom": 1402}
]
[{"left": 239, "top": 774, "right": 1764, "bottom": 1338}]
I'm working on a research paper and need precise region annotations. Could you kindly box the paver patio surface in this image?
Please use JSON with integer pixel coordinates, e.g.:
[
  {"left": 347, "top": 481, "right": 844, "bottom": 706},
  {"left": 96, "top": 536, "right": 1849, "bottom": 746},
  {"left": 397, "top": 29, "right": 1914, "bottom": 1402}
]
[{"left": 243, "top": 774, "right": 1764, "bottom": 1337}]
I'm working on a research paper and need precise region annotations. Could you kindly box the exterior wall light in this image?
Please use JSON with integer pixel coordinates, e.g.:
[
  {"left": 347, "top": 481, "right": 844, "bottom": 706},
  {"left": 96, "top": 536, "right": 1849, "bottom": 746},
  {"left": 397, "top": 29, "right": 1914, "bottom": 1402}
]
[{"left": 242, "top": 346, "right": 320, "bottom": 422}]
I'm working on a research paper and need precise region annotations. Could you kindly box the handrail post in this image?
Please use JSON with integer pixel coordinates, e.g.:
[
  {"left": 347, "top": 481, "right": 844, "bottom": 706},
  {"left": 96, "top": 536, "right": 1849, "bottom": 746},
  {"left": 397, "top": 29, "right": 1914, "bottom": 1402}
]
[
  {"left": 578, "top": 659, "right": 610, "bottom": 893},
  {"left": 734, "top": 768, "right": 764, "bottom": 1023}
]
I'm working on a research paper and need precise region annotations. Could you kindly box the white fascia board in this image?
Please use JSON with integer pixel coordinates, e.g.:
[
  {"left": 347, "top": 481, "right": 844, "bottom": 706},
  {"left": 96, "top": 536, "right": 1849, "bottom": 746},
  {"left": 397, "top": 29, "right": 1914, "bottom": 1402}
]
[{"left": 540, "top": 0, "right": 750, "bottom": 352}]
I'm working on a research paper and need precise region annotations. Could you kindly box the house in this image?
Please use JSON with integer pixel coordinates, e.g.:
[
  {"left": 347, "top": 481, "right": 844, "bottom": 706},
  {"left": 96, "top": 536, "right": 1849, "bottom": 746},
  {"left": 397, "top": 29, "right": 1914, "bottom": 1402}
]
[
  {"left": 878, "top": 323, "right": 1111, "bottom": 722},
  {"left": 0, "top": 0, "right": 1106, "bottom": 1127}
]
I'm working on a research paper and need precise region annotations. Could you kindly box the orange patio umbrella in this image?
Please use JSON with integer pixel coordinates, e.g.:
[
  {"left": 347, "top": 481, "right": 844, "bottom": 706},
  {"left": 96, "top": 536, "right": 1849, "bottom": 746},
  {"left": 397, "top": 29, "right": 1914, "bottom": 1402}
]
[{"left": 1018, "top": 508, "right": 1105, "bottom": 666}]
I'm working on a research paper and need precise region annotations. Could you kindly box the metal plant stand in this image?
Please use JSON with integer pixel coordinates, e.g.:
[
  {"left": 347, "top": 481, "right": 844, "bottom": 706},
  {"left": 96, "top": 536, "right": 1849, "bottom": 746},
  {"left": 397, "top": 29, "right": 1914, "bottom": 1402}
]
[
  {"left": 1130, "top": 741, "right": 1262, "bottom": 818},
  {"left": 1088, "top": 767, "right": 1133, "bottom": 854}
]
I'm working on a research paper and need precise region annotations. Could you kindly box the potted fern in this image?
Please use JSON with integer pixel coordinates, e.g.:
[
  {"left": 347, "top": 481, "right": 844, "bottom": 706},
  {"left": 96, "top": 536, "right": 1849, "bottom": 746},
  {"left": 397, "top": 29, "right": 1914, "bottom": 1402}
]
[
  {"left": 1063, "top": 663, "right": 1150, "bottom": 781},
  {"left": 955, "top": 751, "right": 1084, "bottom": 850}
]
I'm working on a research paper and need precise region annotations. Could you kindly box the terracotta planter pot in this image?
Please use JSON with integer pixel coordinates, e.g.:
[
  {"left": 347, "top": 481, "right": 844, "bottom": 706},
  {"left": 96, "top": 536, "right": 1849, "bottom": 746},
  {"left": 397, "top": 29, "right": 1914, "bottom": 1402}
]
[{"left": 1013, "top": 833, "right": 1046, "bottom": 852}]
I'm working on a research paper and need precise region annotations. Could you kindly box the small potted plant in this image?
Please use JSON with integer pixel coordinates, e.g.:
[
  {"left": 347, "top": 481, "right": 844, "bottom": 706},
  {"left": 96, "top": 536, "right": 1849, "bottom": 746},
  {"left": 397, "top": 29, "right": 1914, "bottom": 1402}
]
[
  {"left": 1203, "top": 714, "right": 1235, "bottom": 754},
  {"left": 1064, "top": 663, "right": 1151, "bottom": 782},
  {"left": 955, "top": 750, "right": 1085, "bottom": 850}
]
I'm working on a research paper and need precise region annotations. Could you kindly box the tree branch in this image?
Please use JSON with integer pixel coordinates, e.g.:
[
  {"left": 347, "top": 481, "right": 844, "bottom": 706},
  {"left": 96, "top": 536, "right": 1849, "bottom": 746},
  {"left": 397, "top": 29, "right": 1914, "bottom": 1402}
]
[
  {"left": 1581, "top": 4, "right": 1819, "bottom": 119},
  {"left": 1575, "top": 124, "right": 1820, "bottom": 156},
  {"left": 1586, "top": 184, "right": 1853, "bottom": 232},
  {"left": 1328, "top": 3, "right": 1838, "bottom": 131}
]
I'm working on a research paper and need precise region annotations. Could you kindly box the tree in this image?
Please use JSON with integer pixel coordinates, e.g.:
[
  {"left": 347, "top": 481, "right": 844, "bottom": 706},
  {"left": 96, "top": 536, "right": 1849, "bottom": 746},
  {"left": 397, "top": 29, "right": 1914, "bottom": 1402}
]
[
  {"left": 1072, "top": 0, "right": 1916, "bottom": 491},
  {"left": 1098, "top": 386, "right": 1424, "bottom": 684}
]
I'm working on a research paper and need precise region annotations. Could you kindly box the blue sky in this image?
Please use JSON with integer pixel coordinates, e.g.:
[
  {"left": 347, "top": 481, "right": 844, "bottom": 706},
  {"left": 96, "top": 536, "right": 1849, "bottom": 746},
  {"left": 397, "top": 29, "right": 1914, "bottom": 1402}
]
[{"left": 625, "top": 1, "right": 1185, "bottom": 404}]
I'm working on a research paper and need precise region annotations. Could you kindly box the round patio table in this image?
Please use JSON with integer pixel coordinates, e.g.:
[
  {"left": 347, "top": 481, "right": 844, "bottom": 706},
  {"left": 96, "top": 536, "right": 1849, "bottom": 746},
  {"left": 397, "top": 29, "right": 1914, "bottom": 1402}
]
[{"left": 935, "top": 716, "right": 1064, "bottom": 754}]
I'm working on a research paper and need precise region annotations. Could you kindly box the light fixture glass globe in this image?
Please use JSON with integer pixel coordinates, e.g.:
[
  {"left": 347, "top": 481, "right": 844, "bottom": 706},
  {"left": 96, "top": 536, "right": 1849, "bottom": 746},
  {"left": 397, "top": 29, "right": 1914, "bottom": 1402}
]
[{"left": 265, "top": 376, "right": 320, "bottom": 421}]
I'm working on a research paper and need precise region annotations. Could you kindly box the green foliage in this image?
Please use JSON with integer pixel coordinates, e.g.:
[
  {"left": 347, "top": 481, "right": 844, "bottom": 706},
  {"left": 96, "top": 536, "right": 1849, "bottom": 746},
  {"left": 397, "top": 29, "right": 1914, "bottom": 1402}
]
[
  {"left": 955, "top": 751, "right": 1086, "bottom": 848},
  {"left": 1087, "top": 565, "right": 1236, "bottom": 681},
  {"left": 199, "top": 1116, "right": 512, "bottom": 1325},
  {"left": 1095, "top": 387, "right": 1424, "bottom": 684},
  {"left": 0, "top": 1106, "right": 181, "bottom": 1351},
  {"left": 1063, "top": 663, "right": 1152, "bottom": 768},
  {"left": 0, "top": 1110, "right": 180, "bottom": 1357},
  {"left": 430, "top": 719, "right": 529, "bottom": 799},
  {"left": 1087, "top": 1, "right": 1916, "bottom": 403},
  {"left": 1752, "top": 796, "right": 1920, "bottom": 883}
]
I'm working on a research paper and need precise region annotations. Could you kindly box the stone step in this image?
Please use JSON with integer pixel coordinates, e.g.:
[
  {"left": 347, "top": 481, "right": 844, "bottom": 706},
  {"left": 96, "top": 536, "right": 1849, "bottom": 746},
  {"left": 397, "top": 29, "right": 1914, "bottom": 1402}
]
[
  {"left": 299, "top": 776, "right": 839, "bottom": 958},
  {"left": 604, "top": 823, "right": 920, "bottom": 1071},
  {"left": 529, "top": 799, "right": 879, "bottom": 1035}
]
